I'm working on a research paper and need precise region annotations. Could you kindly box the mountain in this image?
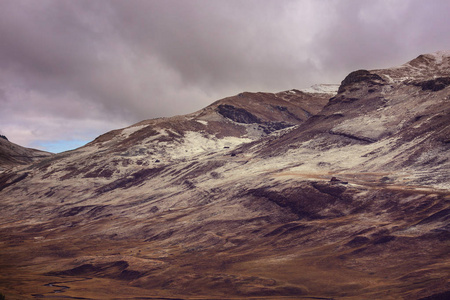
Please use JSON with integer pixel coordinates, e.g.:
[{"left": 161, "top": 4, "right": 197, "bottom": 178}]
[
  {"left": 0, "top": 135, "right": 52, "bottom": 172},
  {"left": 257, "top": 51, "right": 450, "bottom": 188},
  {"left": 0, "top": 53, "right": 449, "bottom": 300}
]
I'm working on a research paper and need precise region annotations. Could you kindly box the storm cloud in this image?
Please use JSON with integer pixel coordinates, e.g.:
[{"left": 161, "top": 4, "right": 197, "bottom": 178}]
[{"left": 1, "top": 0, "right": 450, "bottom": 152}]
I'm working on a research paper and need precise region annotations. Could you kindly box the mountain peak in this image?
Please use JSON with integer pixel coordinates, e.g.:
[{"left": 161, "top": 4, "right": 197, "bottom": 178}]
[
  {"left": 337, "top": 69, "right": 385, "bottom": 93},
  {"left": 426, "top": 50, "right": 450, "bottom": 64},
  {"left": 343, "top": 50, "right": 450, "bottom": 87},
  {"left": 406, "top": 50, "right": 450, "bottom": 69}
]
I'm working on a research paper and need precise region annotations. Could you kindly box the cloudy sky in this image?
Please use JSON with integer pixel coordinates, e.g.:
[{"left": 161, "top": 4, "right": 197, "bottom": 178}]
[{"left": 1, "top": 0, "right": 450, "bottom": 153}]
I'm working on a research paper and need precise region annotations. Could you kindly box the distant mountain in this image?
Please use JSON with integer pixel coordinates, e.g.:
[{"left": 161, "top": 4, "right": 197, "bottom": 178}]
[
  {"left": 0, "top": 52, "right": 449, "bottom": 300},
  {"left": 0, "top": 135, "right": 52, "bottom": 171}
]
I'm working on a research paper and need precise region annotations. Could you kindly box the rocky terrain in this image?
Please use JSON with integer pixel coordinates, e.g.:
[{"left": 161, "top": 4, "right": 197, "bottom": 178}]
[
  {"left": 0, "top": 52, "right": 449, "bottom": 300},
  {"left": 0, "top": 136, "right": 52, "bottom": 172}
]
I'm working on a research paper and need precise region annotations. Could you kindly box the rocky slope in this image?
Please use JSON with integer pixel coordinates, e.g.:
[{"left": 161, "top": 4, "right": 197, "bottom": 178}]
[
  {"left": 255, "top": 51, "right": 450, "bottom": 188},
  {"left": 0, "top": 53, "right": 449, "bottom": 300},
  {"left": 0, "top": 135, "right": 52, "bottom": 172}
]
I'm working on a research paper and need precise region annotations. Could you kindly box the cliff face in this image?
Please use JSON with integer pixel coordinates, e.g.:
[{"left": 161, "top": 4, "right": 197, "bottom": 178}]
[{"left": 0, "top": 53, "right": 449, "bottom": 300}]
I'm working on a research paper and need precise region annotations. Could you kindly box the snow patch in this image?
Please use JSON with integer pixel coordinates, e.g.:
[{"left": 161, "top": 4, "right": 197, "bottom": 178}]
[
  {"left": 196, "top": 120, "right": 208, "bottom": 126},
  {"left": 331, "top": 115, "right": 391, "bottom": 141},
  {"left": 301, "top": 84, "right": 339, "bottom": 94},
  {"left": 164, "top": 131, "right": 252, "bottom": 160},
  {"left": 383, "top": 74, "right": 394, "bottom": 84}
]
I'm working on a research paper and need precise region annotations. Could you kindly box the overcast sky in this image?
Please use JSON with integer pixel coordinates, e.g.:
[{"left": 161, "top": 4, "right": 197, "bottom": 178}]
[{"left": 1, "top": 0, "right": 450, "bottom": 153}]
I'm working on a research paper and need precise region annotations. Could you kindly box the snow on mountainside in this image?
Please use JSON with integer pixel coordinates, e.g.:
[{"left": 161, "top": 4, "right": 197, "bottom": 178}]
[
  {"left": 253, "top": 51, "right": 450, "bottom": 189},
  {"left": 43, "top": 90, "right": 331, "bottom": 175},
  {"left": 0, "top": 52, "right": 449, "bottom": 300},
  {"left": 300, "top": 83, "right": 340, "bottom": 94},
  {"left": 379, "top": 50, "right": 450, "bottom": 83}
]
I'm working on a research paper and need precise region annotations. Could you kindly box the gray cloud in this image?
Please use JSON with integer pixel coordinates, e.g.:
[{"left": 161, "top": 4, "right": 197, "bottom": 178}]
[{"left": 1, "top": 0, "right": 449, "bottom": 151}]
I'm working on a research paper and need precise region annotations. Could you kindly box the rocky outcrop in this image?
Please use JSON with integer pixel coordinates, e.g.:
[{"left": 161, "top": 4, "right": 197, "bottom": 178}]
[
  {"left": 338, "top": 69, "right": 385, "bottom": 93},
  {"left": 217, "top": 104, "right": 261, "bottom": 124},
  {"left": 217, "top": 104, "right": 296, "bottom": 134},
  {"left": 412, "top": 76, "right": 450, "bottom": 91}
]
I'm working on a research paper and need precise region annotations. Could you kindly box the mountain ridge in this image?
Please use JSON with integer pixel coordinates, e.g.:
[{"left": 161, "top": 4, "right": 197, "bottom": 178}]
[{"left": 0, "top": 136, "right": 52, "bottom": 172}]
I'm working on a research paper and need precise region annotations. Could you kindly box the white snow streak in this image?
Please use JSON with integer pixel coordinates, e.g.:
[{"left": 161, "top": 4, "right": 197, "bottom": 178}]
[{"left": 301, "top": 84, "right": 339, "bottom": 94}]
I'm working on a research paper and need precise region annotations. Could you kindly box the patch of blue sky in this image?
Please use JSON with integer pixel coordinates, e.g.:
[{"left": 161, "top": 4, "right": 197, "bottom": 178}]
[{"left": 32, "top": 139, "right": 89, "bottom": 153}]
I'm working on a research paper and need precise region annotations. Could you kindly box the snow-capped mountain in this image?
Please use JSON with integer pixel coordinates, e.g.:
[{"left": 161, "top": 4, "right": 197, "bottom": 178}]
[{"left": 0, "top": 52, "right": 449, "bottom": 300}]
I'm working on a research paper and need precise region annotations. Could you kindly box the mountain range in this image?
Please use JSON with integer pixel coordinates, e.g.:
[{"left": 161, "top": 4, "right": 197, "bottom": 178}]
[{"left": 0, "top": 52, "right": 449, "bottom": 300}]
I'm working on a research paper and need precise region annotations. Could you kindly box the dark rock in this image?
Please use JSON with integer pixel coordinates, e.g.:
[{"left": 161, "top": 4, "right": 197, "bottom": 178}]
[
  {"left": 412, "top": 77, "right": 450, "bottom": 91},
  {"left": 217, "top": 104, "right": 260, "bottom": 124},
  {"left": 338, "top": 70, "right": 385, "bottom": 93},
  {"left": 149, "top": 206, "right": 159, "bottom": 213}
]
